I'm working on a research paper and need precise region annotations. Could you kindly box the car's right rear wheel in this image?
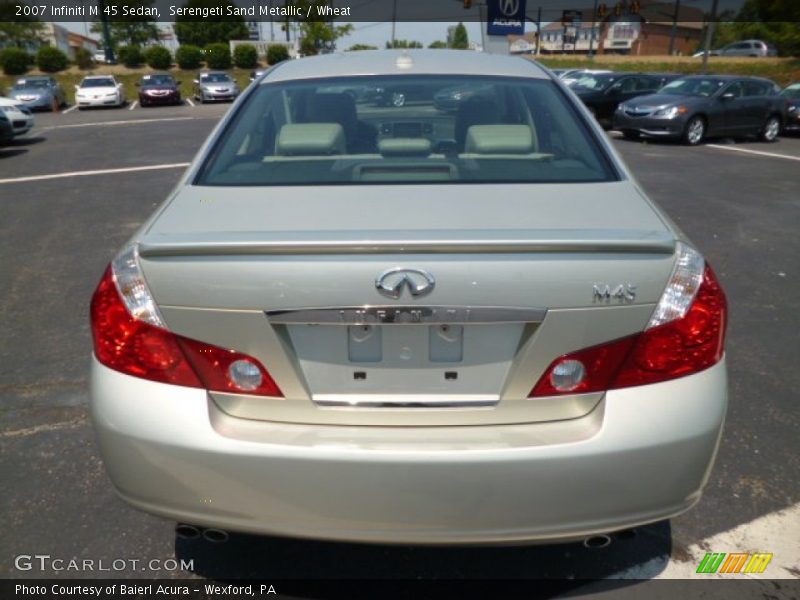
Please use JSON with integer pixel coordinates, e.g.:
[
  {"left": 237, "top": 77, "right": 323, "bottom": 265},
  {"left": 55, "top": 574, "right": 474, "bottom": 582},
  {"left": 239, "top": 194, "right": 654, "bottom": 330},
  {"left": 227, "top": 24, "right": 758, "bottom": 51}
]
[{"left": 683, "top": 116, "right": 705, "bottom": 145}]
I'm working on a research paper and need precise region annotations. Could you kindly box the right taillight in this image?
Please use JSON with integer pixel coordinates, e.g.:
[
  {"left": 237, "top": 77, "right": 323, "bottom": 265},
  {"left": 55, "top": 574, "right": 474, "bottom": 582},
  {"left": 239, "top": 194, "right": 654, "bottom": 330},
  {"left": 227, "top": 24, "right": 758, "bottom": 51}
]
[
  {"left": 530, "top": 243, "right": 727, "bottom": 397},
  {"left": 90, "top": 245, "right": 283, "bottom": 397}
]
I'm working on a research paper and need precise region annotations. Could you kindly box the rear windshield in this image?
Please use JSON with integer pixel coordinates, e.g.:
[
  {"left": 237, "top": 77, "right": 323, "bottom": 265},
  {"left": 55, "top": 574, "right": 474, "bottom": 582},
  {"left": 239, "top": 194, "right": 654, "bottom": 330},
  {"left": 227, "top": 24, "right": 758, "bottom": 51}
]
[{"left": 196, "top": 75, "right": 616, "bottom": 186}]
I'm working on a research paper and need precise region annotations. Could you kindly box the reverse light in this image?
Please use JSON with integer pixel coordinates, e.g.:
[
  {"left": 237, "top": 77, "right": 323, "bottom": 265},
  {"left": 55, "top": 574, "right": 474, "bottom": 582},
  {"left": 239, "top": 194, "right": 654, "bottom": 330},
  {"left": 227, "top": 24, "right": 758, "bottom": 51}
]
[
  {"left": 90, "top": 247, "right": 282, "bottom": 397},
  {"left": 530, "top": 243, "right": 726, "bottom": 397}
]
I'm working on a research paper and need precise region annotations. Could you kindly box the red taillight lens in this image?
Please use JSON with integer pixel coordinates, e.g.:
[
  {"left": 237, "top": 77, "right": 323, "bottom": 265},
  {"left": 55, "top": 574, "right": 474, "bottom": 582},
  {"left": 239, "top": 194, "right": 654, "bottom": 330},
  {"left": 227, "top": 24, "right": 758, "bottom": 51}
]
[
  {"left": 529, "top": 265, "right": 727, "bottom": 397},
  {"left": 612, "top": 265, "right": 726, "bottom": 389},
  {"left": 90, "top": 265, "right": 282, "bottom": 396}
]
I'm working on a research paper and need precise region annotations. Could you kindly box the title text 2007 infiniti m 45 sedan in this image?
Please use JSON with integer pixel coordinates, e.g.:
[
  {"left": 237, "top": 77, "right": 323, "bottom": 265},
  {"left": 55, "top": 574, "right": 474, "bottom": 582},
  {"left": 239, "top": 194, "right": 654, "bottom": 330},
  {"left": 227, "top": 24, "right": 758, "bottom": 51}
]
[{"left": 90, "top": 51, "right": 727, "bottom": 545}]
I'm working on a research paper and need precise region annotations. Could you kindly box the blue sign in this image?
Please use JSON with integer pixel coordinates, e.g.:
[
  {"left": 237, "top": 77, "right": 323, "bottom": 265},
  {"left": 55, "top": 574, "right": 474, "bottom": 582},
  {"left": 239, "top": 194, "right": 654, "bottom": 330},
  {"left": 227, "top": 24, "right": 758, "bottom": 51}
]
[{"left": 487, "top": 0, "right": 526, "bottom": 36}]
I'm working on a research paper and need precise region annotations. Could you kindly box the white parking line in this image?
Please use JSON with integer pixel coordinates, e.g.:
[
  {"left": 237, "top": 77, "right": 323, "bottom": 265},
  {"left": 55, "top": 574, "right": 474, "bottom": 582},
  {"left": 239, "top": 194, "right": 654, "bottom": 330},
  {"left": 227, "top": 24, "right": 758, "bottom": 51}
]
[
  {"left": 706, "top": 144, "right": 800, "bottom": 162},
  {"left": 609, "top": 502, "right": 800, "bottom": 579},
  {"left": 186, "top": 98, "right": 195, "bottom": 107},
  {"left": 128, "top": 101, "right": 137, "bottom": 111},
  {"left": 40, "top": 117, "right": 195, "bottom": 131},
  {"left": 61, "top": 105, "right": 78, "bottom": 114},
  {"left": 0, "top": 162, "right": 191, "bottom": 185}
]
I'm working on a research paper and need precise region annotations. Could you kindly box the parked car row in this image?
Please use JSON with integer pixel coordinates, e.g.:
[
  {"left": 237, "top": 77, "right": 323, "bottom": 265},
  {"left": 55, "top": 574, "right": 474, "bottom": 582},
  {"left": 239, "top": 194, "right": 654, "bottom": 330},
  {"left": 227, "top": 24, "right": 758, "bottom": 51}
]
[{"left": 557, "top": 68, "right": 796, "bottom": 145}]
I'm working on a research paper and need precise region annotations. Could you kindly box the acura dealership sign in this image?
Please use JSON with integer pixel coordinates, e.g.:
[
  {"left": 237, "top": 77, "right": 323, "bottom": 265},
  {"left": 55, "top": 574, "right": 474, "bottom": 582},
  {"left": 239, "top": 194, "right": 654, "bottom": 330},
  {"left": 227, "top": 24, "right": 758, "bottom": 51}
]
[{"left": 487, "top": 0, "right": 526, "bottom": 36}]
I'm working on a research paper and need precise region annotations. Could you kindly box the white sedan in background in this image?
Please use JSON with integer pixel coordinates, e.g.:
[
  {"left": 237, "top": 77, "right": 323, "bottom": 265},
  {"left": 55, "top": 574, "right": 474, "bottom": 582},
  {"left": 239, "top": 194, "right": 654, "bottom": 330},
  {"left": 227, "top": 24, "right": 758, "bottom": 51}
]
[
  {"left": 0, "top": 96, "right": 35, "bottom": 137},
  {"left": 76, "top": 76, "right": 125, "bottom": 109}
]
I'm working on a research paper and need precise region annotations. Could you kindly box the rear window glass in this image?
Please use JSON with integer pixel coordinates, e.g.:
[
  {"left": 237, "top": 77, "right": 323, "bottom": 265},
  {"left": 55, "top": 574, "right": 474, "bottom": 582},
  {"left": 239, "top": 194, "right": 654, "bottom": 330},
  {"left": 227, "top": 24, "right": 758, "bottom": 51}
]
[{"left": 196, "top": 75, "right": 616, "bottom": 186}]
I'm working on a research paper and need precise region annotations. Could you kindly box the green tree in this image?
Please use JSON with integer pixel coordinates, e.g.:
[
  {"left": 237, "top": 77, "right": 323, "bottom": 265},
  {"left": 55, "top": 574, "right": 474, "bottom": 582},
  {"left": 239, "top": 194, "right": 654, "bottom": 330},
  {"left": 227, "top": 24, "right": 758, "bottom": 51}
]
[
  {"left": 294, "top": 1, "right": 353, "bottom": 56},
  {"left": 451, "top": 22, "right": 469, "bottom": 49},
  {"left": 90, "top": 1, "right": 160, "bottom": 47},
  {"left": 428, "top": 40, "right": 448, "bottom": 49},
  {"left": 117, "top": 44, "right": 144, "bottom": 68},
  {"left": 347, "top": 44, "right": 378, "bottom": 51},
  {"left": 205, "top": 43, "right": 231, "bottom": 69},
  {"left": 175, "top": 44, "right": 203, "bottom": 69},
  {"left": 711, "top": 0, "right": 800, "bottom": 56},
  {"left": 36, "top": 46, "right": 69, "bottom": 72},
  {"left": 266, "top": 44, "right": 290, "bottom": 65},
  {"left": 233, "top": 44, "right": 258, "bottom": 68},
  {"left": 174, "top": 0, "right": 249, "bottom": 47},
  {"left": 385, "top": 40, "right": 423, "bottom": 49},
  {"left": 0, "top": 3, "right": 45, "bottom": 48},
  {"left": 144, "top": 45, "right": 172, "bottom": 69},
  {"left": 74, "top": 47, "right": 94, "bottom": 69},
  {"left": 0, "top": 47, "right": 31, "bottom": 75}
]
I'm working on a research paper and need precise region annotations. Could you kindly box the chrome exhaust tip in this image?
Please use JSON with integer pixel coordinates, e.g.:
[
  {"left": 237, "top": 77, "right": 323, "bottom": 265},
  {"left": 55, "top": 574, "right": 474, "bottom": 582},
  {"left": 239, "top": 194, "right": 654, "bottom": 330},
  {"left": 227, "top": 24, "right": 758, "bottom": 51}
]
[
  {"left": 175, "top": 523, "right": 201, "bottom": 540},
  {"left": 583, "top": 534, "right": 612, "bottom": 549},
  {"left": 202, "top": 528, "right": 230, "bottom": 543}
]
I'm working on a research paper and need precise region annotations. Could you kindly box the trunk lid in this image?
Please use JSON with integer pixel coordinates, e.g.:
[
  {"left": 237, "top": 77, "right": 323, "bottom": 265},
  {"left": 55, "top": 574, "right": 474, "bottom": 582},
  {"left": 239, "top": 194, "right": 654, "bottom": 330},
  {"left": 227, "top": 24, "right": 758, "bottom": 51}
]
[{"left": 138, "top": 182, "right": 676, "bottom": 426}]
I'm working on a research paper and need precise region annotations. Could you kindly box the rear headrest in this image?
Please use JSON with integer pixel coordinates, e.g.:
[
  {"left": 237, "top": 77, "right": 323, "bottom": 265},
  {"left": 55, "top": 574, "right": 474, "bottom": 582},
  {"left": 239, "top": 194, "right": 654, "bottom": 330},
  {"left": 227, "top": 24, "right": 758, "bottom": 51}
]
[
  {"left": 276, "top": 123, "right": 346, "bottom": 156},
  {"left": 464, "top": 125, "right": 534, "bottom": 154},
  {"left": 307, "top": 93, "right": 357, "bottom": 134}
]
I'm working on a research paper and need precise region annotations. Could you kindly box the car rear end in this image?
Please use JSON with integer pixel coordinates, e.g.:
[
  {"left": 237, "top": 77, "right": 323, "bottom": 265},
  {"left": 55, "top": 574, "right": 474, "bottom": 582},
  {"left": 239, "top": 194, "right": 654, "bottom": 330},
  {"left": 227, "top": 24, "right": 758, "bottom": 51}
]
[{"left": 90, "top": 52, "right": 727, "bottom": 544}]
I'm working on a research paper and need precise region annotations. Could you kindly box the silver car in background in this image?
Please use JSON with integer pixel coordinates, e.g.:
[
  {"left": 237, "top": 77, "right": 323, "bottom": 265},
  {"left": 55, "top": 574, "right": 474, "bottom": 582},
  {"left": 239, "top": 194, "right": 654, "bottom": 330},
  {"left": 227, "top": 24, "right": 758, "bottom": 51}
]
[
  {"left": 193, "top": 71, "right": 240, "bottom": 103},
  {"left": 90, "top": 51, "right": 728, "bottom": 545},
  {"left": 7, "top": 76, "right": 66, "bottom": 111}
]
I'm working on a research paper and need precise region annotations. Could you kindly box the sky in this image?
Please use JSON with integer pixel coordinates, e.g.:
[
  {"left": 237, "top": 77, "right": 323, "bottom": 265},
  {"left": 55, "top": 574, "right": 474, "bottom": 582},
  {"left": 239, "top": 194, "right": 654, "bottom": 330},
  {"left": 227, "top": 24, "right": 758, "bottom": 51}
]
[{"left": 56, "top": 21, "right": 487, "bottom": 49}]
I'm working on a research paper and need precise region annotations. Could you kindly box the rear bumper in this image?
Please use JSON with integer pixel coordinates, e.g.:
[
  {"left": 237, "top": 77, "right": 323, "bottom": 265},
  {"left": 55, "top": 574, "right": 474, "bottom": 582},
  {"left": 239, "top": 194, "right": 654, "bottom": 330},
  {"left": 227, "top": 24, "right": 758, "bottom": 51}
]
[{"left": 90, "top": 356, "right": 727, "bottom": 544}]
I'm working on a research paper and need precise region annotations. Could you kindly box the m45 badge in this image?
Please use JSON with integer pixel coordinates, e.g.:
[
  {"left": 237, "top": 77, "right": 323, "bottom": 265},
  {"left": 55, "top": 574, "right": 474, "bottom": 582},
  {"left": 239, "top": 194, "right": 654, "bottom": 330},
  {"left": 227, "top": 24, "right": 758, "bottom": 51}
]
[{"left": 593, "top": 283, "right": 637, "bottom": 303}]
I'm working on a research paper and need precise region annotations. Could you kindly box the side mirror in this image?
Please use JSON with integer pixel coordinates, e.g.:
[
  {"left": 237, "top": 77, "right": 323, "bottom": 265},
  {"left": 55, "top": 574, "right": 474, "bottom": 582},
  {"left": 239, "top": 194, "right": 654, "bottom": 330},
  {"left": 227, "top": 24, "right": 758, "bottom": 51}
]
[
  {"left": 135, "top": 82, "right": 140, "bottom": 87},
  {"left": 193, "top": 79, "right": 199, "bottom": 85},
  {"left": 176, "top": 80, "right": 181, "bottom": 85},
  {"left": 74, "top": 85, "right": 80, "bottom": 91}
]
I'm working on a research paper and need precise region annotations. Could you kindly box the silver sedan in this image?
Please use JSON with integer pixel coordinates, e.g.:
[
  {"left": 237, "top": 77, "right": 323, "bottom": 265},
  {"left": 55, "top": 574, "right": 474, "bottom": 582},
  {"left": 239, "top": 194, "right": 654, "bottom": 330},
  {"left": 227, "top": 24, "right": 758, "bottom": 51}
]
[{"left": 90, "top": 50, "right": 728, "bottom": 545}]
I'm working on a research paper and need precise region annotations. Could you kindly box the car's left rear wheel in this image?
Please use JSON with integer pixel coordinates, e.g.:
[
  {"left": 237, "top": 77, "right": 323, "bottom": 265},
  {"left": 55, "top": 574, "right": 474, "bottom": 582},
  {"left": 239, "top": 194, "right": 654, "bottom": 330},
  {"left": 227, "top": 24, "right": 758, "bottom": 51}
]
[{"left": 760, "top": 116, "right": 780, "bottom": 142}]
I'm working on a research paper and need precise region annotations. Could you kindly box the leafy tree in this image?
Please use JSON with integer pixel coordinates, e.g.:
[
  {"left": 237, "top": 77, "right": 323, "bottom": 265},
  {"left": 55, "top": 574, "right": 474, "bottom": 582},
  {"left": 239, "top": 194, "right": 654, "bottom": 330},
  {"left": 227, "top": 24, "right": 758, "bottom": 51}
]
[
  {"left": 175, "top": 44, "right": 203, "bottom": 69},
  {"left": 144, "top": 45, "right": 172, "bottom": 69},
  {"left": 90, "top": 1, "right": 160, "bottom": 47},
  {"left": 36, "top": 46, "right": 69, "bottom": 72},
  {"left": 428, "top": 40, "right": 448, "bottom": 49},
  {"left": 0, "top": 4, "right": 45, "bottom": 48},
  {"left": 233, "top": 44, "right": 258, "bottom": 69},
  {"left": 710, "top": 0, "right": 800, "bottom": 56},
  {"left": 205, "top": 43, "right": 231, "bottom": 69},
  {"left": 385, "top": 40, "right": 423, "bottom": 49},
  {"left": 347, "top": 44, "right": 378, "bottom": 51},
  {"left": 74, "top": 47, "right": 94, "bottom": 69},
  {"left": 266, "top": 44, "right": 290, "bottom": 65},
  {"left": 117, "top": 45, "right": 144, "bottom": 67},
  {"left": 174, "top": 0, "right": 249, "bottom": 47},
  {"left": 0, "top": 47, "right": 31, "bottom": 75},
  {"left": 294, "top": 1, "right": 353, "bottom": 56},
  {"left": 451, "top": 22, "right": 469, "bottom": 49}
]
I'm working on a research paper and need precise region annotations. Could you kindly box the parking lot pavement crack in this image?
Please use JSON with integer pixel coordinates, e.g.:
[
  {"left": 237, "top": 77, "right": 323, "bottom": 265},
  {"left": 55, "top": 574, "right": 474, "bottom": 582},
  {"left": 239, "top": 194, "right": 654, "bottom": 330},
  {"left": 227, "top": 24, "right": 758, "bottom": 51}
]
[{"left": 1, "top": 415, "right": 88, "bottom": 438}]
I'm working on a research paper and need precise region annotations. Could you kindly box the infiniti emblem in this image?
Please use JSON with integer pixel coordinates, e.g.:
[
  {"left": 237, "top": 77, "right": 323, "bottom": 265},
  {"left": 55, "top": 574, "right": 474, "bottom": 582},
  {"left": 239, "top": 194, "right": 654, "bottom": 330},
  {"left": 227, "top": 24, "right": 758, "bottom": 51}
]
[
  {"left": 499, "top": 0, "right": 520, "bottom": 17},
  {"left": 375, "top": 268, "right": 435, "bottom": 299}
]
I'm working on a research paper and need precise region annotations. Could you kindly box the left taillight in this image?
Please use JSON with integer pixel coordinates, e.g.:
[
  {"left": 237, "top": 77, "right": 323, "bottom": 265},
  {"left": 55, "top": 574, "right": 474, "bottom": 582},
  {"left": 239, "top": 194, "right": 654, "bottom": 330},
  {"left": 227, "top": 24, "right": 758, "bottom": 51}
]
[
  {"left": 530, "top": 243, "right": 727, "bottom": 397},
  {"left": 90, "top": 245, "right": 282, "bottom": 397}
]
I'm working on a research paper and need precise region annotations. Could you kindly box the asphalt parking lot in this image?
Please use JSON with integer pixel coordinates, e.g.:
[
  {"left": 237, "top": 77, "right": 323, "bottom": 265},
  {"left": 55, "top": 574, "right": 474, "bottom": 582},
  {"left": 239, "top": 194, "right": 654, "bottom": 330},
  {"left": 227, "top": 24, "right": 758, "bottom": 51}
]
[{"left": 1, "top": 104, "right": 798, "bottom": 596}]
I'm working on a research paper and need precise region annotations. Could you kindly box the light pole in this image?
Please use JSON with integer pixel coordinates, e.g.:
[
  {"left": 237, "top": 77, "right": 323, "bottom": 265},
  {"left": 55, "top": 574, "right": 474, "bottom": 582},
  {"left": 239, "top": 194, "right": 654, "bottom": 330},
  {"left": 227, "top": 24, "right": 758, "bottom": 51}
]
[
  {"left": 701, "top": 0, "right": 719, "bottom": 74},
  {"left": 588, "top": 0, "right": 598, "bottom": 57}
]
